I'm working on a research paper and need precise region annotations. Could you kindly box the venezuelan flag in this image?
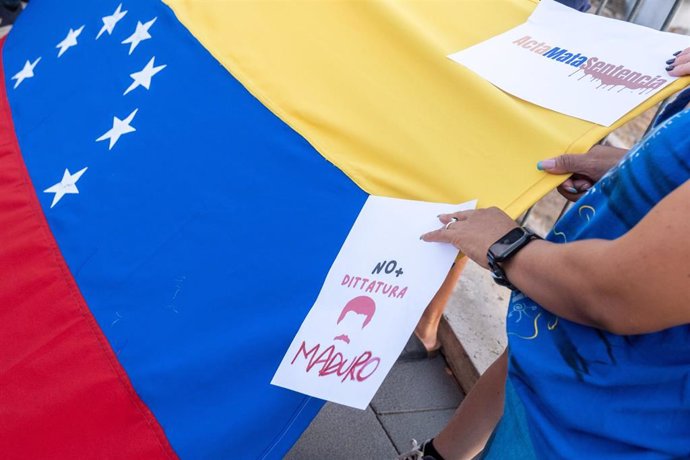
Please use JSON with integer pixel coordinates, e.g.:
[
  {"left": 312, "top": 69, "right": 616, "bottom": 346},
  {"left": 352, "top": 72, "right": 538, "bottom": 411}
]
[{"left": 0, "top": 1, "right": 685, "bottom": 458}]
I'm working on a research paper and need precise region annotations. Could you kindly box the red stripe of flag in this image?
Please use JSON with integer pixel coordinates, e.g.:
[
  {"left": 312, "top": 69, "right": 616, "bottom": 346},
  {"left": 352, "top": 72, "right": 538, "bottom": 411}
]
[{"left": 0, "top": 38, "right": 177, "bottom": 459}]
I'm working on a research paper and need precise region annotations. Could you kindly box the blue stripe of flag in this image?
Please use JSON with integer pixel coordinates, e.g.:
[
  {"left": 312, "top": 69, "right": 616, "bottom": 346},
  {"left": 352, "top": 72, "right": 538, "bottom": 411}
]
[{"left": 4, "top": 0, "right": 367, "bottom": 457}]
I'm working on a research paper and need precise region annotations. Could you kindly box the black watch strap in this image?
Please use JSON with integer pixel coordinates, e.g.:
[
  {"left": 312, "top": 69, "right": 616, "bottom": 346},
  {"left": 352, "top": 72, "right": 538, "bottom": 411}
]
[
  {"left": 487, "top": 227, "right": 541, "bottom": 291},
  {"left": 488, "top": 258, "right": 516, "bottom": 290}
]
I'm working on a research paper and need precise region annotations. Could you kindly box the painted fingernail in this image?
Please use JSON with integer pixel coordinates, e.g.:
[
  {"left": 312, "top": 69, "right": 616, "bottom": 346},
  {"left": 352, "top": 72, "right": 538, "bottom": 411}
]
[
  {"left": 564, "top": 186, "right": 578, "bottom": 194},
  {"left": 666, "top": 58, "right": 676, "bottom": 65},
  {"left": 673, "top": 50, "right": 682, "bottom": 56},
  {"left": 537, "top": 159, "right": 556, "bottom": 171},
  {"left": 666, "top": 65, "right": 675, "bottom": 71}
]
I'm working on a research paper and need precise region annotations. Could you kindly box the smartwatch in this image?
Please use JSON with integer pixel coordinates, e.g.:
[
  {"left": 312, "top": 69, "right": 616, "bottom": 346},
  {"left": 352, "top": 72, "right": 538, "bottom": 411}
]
[{"left": 487, "top": 227, "right": 541, "bottom": 291}]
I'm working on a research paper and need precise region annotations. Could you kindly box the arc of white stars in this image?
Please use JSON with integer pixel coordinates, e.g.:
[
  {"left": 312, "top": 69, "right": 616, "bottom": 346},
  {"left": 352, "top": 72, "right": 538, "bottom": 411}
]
[
  {"left": 97, "top": 3, "right": 127, "bottom": 39},
  {"left": 96, "top": 109, "right": 138, "bottom": 150},
  {"left": 121, "top": 17, "right": 156, "bottom": 55},
  {"left": 12, "top": 57, "right": 41, "bottom": 89},
  {"left": 44, "top": 167, "right": 88, "bottom": 208},
  {"left": 56, "top": 25, "right": 85, "bottom": 58},
  {"left": 124, "top": 56, "right": 166, "bottom": 95}
]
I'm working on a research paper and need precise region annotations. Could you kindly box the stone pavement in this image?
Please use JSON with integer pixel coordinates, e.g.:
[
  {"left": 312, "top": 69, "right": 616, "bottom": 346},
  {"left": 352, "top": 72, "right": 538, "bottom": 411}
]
[{"left": 286, "top": 347, "right": 464, "bottom": 459}]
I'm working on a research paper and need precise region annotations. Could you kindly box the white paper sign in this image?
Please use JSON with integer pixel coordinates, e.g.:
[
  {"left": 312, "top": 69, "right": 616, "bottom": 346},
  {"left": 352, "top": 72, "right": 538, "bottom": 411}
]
[
  {"left": 448, "top": 0, "right": 690, "bottom": 126},
  {"left": 271, "top": 196, "right": 476, "bottom": 409}
]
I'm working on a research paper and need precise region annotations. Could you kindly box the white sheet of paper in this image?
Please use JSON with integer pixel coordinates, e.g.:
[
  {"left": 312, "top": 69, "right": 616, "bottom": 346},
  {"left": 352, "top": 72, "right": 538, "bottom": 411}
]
[
  {"left": 448, "top": 0, "right": 690, "bottom": 126},
  {"left": 271, "top": 196, "right": 476, "bottom": 409}
]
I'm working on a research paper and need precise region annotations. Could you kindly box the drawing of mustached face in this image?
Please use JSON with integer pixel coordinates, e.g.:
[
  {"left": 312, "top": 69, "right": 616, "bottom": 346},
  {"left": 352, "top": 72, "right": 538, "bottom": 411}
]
[{"left": 334, "top": 296, "right": 376, "bottom": 344}]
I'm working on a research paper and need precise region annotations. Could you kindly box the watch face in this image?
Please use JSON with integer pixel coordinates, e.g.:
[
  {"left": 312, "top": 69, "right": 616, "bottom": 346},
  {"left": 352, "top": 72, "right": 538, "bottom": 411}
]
[
  {"left": 495, "top": 227, "right": 525, "bottom": 246},
  {"left": 490, "top": 227, "right": 527, "bottom": 260}
]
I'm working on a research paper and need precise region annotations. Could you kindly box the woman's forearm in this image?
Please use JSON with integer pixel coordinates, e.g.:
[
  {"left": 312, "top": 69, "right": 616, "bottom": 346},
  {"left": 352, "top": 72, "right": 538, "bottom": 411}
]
[
  {"left": 504, "top": 180, "right": 690, "bottom": 335},
  {"left": 502, "top": 239, "right": 617, "bottom": 330},
  {"left": 422, "top": 181, "right": 690, "bottom": 335}
]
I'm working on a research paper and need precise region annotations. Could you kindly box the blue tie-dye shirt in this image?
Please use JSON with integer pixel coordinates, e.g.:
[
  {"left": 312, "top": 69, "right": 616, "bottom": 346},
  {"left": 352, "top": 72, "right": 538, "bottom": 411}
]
[{"left": 489, "top": 109, "right": 690, "bottom": 459}]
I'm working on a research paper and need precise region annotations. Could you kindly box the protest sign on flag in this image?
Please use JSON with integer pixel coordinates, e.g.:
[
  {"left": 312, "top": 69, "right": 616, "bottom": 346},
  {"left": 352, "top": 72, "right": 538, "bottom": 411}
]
[{"left": 273, "top": 197, "right": 476, "bottom": 409}]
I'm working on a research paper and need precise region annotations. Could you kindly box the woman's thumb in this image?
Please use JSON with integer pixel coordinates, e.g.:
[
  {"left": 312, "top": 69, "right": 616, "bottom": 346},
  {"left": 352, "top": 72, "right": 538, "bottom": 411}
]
[{"left": 537, "top": 154, "right": 582, "bottom": 175}]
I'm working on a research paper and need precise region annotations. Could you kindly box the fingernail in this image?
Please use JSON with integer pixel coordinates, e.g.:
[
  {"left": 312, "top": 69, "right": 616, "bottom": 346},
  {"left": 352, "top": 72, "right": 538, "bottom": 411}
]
[
  {"left": 537, "top": 159, "right": 556, "bottom": 171},
  {"left": 564, "top": 186, "right": 578, "bottom": 194},
  {"left": 673, "top": 50, "right": 682, "bottom": 56},
  {"left": 666, "top": 65, "right": 675, "bottom": 71},
  {"left": 581, "top": 183, "right": 592, "bottom": 191},
  {"left": 666, "top": 58, "right": 676, "bottom": 65}
]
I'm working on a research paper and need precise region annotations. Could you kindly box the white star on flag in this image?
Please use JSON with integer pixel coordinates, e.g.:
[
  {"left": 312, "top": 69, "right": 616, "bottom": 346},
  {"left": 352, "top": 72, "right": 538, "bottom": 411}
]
[
  {"left": 11, "top": 57, "right": 41, "bottom": 89},
  {"left": 96, "top": 109, "right": 138, "bottom": 150},
  {"left": 121, "top": 17, "right": 156, "bottom": 55},
  {"left": 44, "top": 167, "right": 88, "bottom": 208},
  {"left": 124, "top": 56, "right": 166, "bottom": 95},
  {"left": 97, "top": 3, "right": 128, "bottom": 39},
  {"left": 56, "top": 25, "right": 85, "bottom": 58}
]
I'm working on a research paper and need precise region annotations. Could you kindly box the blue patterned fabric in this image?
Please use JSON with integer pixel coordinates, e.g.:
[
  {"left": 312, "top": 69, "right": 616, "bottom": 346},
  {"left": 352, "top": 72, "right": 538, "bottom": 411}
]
[
  {"left": 490, "top": 109, "right": 690, "bottom": 459},
  {"left": 653, "top": 88, "right": 690, "bottom": 127}
]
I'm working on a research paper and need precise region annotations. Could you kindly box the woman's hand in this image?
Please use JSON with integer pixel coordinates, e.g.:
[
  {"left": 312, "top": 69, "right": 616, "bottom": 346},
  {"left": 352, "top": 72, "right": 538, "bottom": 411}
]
[
  {"left": 537, "top": 144, "right": 627, "bottom": 201},
  {"left": 420, "top": 207, "right": 517, "bottom": 269},
  {"left": 667, "top": 48, "right": 690, "bottom": 77}
]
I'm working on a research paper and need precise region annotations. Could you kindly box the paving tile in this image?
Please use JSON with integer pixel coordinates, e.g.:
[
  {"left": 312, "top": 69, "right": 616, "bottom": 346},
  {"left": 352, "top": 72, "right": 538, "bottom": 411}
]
[
  {"left": 371, "top": 357, "right": 463, "bottom": 414},
  {"left": 286, "top": 403, "right": 397, "bottom": 460},
  {"left": 379, "top": 409, "right": 457, "bottom": 453}
]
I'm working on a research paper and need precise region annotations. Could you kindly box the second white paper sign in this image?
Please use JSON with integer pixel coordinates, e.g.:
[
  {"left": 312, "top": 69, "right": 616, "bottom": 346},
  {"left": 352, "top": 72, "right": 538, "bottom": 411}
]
[{"left": 448, "top": 0, "right": 690, "bottom": 126}]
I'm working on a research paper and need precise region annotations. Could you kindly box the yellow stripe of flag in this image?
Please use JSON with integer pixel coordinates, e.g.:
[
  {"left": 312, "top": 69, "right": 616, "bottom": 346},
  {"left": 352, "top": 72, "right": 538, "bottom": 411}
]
[{"left": 165, "top": 0, "right": 688, "bottom": 217}]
